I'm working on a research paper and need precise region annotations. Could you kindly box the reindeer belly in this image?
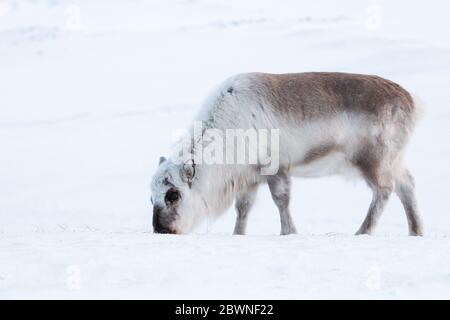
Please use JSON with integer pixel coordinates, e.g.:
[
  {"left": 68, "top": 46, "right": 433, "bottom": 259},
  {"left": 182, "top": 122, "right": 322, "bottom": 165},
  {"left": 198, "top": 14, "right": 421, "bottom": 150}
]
[
  {"left": 286, "top": 119, "right": 364, "bottom": 178},
  {"left": 287, "top": 119, "right": 393, "bottom": 179},
  {"left": 291, "top": 151, "right": 358, "bottom": 178}
]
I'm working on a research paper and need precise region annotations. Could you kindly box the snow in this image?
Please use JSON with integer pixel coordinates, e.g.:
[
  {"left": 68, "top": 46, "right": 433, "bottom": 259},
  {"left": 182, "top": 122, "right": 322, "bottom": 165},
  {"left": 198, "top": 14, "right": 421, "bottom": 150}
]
[{"left": 1, "top": 0, "right": 450, "bottom": 299}]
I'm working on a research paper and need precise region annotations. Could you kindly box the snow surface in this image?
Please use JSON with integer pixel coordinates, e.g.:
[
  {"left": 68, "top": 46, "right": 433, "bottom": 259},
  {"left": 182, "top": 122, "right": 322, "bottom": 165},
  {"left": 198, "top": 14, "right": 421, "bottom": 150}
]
[{"left": 1, "top": 0, "right": 450, "bottom": 299}]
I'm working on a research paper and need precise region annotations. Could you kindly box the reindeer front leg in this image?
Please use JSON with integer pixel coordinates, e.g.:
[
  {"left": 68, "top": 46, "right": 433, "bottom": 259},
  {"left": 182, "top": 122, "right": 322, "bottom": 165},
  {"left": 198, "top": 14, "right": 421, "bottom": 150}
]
[
  {"left": 267, "top": 169, "right": 297, "bottom": 235},
  {"left": 233, "top": 184, "right": 258, "bottom": 235}
]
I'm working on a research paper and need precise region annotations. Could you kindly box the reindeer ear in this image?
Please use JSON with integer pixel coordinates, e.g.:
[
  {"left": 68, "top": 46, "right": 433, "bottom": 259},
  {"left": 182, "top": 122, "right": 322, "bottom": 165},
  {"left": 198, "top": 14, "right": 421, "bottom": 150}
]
[
  {"left": 159, "top": 156, "right": 167, "bottom": 165},
  {"left": 180, "top": 160, "right": 195, "bottom": 187}
]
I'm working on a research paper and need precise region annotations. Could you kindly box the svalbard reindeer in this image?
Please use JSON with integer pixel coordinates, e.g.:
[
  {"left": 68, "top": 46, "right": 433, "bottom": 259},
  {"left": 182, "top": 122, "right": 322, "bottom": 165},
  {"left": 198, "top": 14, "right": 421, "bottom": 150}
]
[{"left": 151, "top": 72, "right": 424, "bottom": 236}]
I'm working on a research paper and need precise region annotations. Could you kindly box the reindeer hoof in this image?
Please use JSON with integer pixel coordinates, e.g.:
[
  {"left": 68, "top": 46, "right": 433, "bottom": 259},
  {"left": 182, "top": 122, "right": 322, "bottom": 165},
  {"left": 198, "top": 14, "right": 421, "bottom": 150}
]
[
  {"left": 355, "top": 229, "right": 372, "bottom": 236},
  {"left": 280, "top": 229, "right": 297, "bottom": 235}
]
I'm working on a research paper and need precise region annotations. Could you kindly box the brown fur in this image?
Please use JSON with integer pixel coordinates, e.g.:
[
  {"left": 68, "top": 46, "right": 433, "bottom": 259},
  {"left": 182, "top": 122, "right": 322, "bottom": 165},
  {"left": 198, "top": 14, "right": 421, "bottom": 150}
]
[
  {"left": 249, "top": 72, "right": 414, "bottom": 123},
  {"left": 301, "top": 142, "right": 340, "bottom": 165}
]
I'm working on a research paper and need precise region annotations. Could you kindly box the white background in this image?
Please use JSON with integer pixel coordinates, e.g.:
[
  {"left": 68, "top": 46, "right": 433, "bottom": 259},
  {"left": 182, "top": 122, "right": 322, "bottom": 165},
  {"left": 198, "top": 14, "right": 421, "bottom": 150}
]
[{"left": 0, "top": 0, "right": 449, "bottom": 299}]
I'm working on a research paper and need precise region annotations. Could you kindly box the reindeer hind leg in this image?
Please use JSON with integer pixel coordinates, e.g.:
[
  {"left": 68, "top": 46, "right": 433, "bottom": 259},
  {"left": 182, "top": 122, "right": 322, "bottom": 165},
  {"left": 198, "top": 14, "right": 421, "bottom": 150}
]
[
  {"left": 354, "top": 145, "right": 394, "bottom": 235},
  {"left": 395, "top": 168, "right": 424, "bottom": 236}
]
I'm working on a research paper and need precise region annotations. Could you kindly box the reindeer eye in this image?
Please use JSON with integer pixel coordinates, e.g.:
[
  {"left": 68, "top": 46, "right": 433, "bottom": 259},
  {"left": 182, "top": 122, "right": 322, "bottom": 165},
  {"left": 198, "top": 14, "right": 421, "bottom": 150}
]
[{"left": 165, "top": 189, "right": 180, "bottom": 204}]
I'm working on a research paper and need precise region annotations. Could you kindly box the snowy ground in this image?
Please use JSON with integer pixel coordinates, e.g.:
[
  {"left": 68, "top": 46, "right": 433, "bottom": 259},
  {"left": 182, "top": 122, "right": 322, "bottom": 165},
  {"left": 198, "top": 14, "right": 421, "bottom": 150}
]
[{"left": 1, "top": 0, "right": 450, "bottom": 299}]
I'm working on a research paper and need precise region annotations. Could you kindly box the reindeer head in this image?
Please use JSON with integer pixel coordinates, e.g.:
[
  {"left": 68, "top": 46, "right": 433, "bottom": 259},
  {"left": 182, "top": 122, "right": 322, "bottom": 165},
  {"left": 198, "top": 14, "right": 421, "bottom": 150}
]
[{"left": 150, "top": 156, "right": 199, "bottom": 234}]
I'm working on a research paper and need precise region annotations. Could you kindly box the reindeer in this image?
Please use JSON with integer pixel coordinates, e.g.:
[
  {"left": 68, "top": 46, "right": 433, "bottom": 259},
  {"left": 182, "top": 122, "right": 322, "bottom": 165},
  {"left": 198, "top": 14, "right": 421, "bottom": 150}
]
[{"left": 150, "top": 72, "right": 424, "bottom": 236}]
